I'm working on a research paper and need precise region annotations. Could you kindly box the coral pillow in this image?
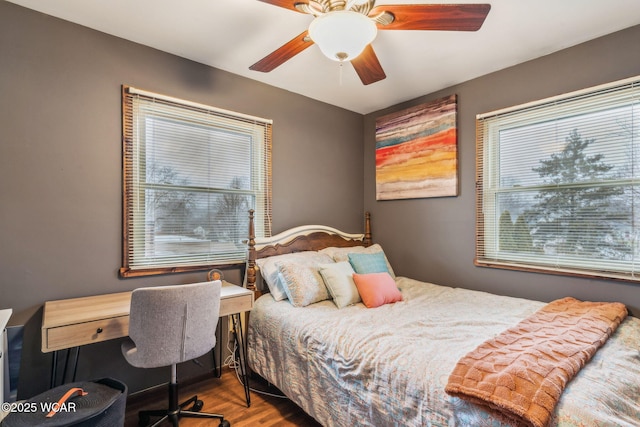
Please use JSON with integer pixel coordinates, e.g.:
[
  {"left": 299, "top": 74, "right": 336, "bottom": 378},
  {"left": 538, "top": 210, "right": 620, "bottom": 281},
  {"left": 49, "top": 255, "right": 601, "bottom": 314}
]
[{"left": 352, "top": 272, "right": 403, "bottom": 308}]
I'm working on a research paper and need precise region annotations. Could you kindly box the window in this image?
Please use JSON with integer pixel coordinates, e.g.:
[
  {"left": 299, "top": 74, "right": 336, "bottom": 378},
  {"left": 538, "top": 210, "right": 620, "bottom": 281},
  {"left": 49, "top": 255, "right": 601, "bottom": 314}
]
[
  {"left": 476, "top": 76, "right": 640, "bottom": 281},
  {"left": 121, "top": 86, "right": 272, "bottom": 277}
]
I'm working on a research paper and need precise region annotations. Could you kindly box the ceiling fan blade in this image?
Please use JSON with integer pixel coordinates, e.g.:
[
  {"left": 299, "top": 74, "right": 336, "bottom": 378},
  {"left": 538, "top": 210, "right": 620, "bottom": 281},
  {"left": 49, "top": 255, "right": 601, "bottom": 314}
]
[
  {"left": 250, "top": 30, "right": 314, "bottom": 72},
  {"left": 372, "top": 4, "right": 491, "bottom": 31},
  {"left": 351, "top": 44, "right": 386, "bottom": 85},
  {"left": 256, "top": 0, "right": 301, "bottom": 13}
]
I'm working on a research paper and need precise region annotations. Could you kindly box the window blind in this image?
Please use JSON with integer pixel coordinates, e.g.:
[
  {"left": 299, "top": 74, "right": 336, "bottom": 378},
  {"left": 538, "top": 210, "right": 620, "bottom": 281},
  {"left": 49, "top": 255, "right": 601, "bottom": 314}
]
[
  {"left": 476, "top": 76, "right": 640, "bottom": 281},
  {"left": 121, "top": 86, "right": 272, "bottom": 277}
]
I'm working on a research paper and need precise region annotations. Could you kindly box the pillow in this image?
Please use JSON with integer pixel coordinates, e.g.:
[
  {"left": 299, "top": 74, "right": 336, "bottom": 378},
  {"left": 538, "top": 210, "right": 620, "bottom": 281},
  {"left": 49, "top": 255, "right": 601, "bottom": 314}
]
[
  {"left": 256, "top": 251, "right": 333, "bottom": 301},
  {"left": 320, "top": 243, "right": 396, "bottom": 278},
  {"left": 348, "top": 251, "right": 390, "bottom": 275},
  {"left": 352, "top": 272, "right": 403, "bottom": 308},
  {"left": 277, "top": 261, "right": 331, "bottom": 307},
  {"left": 319, "top": 262, "right": 360, "bottom": 308}
]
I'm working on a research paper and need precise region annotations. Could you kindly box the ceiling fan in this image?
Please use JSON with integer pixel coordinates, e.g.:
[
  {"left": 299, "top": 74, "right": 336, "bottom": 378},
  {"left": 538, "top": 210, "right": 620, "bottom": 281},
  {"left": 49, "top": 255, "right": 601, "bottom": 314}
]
[{"left": 249, "top": 0, "right": 491, "bottom": 85}]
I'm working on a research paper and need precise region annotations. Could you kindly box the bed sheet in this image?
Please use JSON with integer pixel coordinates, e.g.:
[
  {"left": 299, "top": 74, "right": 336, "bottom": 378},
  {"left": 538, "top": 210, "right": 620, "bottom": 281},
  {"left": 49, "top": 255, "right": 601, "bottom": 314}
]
[{"left": 247, "top": 277, "right": 640, "bottom": 427}]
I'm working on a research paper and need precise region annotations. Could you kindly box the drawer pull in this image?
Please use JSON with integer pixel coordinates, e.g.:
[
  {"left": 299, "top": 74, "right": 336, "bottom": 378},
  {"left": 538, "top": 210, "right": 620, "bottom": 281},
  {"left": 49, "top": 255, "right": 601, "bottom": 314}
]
[{"left": 96, "top": 327, "right": 103, "bottom": 334}]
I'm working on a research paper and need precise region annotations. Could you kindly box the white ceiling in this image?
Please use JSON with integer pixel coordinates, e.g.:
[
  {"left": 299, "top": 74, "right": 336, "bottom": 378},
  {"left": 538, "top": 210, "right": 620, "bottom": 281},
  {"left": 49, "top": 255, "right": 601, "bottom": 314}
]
[{"left": 8, "top": 0, "right": 640, "bottom": 114}]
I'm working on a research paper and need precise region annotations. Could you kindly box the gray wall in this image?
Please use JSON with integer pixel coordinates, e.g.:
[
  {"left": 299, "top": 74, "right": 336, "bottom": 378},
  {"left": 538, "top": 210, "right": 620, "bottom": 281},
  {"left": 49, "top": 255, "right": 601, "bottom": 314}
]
[
  {"left": 0, "top": 2, "right": 363, "bottom": 396},
  {"left": 364, "top": 24, "right": 640, "bottom": 316},
  {"left": 3, "top": 0, "right": 639, "bottom": 399}
]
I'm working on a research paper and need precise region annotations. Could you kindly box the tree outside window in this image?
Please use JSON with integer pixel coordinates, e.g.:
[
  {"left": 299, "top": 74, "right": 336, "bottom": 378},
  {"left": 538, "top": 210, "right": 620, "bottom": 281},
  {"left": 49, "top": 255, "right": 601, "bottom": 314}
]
[
  {"left": 477, "top": 76, "right": 640, "bottom": 280},
  {"left": 121, "top": 86, "right": 272, "bottom": 277}
]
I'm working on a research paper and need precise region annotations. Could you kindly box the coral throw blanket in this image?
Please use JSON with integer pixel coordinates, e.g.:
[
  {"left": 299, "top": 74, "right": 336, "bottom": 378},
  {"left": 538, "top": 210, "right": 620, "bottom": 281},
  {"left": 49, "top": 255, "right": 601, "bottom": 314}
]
[{"left": 445, "top": 297, "right": 627, "bottom": 427}]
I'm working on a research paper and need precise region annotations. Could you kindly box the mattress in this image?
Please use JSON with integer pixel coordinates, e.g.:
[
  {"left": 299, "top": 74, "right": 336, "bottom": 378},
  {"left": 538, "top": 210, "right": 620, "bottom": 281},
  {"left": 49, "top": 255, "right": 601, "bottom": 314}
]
[{"left": 247, "top": 277, "right": 640, "bottom": 426}]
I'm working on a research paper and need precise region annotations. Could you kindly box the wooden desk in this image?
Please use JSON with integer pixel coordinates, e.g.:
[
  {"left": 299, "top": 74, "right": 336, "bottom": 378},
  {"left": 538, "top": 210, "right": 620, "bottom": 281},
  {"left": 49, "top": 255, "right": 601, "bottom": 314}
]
[
  {"left": 41, "top": 282, "right": 254, "bottom": 405},
  {"left": 41, "top": 282, "right": 253, "bottom": 353}
]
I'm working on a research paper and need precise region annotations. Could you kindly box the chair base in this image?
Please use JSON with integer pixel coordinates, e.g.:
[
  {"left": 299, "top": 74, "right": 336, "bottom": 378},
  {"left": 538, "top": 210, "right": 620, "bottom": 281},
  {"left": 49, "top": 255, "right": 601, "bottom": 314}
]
[{"left": 138, "top": 384, "right": 230, "bottom": 427}]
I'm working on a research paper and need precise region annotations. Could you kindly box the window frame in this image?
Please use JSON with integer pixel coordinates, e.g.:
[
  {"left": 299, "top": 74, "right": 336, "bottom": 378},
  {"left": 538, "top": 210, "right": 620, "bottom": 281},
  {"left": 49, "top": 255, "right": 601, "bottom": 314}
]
[
  {"left": 120, "top": 86, "right": 272, "bottom": 278},
  {"left": 476, "top": 76, "right": 640, "bottom": 282}
]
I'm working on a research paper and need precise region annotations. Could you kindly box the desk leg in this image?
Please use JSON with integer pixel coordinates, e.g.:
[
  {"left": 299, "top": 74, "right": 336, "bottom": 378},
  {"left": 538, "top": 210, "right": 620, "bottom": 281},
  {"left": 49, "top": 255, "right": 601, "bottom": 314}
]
[
  {"left": 62, "top": 347, "right": 80, "bottom": 384},
  {"left": 71, "top": 347, "right": 80, "bottom": 382},
  {"left": 50, "top": 347, "right": 80, "bottom": 387},
  {"left": 212, "top": 324, "right": 222, "bottom": 378},
  {"left": 231, "top": 313, "right": 251, "bottom": 407},
  {"left": 50, "top": 351, "right": 58, "bottom": 388}
]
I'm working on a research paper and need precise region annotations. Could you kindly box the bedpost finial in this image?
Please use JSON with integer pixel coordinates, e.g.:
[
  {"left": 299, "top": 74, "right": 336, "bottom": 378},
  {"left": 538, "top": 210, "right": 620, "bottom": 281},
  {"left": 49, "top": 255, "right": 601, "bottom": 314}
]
[{"left": 364, "top": 211, "right": 372, "bottom": 246}]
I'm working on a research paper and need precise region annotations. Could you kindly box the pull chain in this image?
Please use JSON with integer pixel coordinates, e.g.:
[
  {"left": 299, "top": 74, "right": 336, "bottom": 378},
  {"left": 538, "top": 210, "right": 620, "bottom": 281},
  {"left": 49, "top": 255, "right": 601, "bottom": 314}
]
[{"left": 335, "top": 52, "right": 348, "bottom": 86}]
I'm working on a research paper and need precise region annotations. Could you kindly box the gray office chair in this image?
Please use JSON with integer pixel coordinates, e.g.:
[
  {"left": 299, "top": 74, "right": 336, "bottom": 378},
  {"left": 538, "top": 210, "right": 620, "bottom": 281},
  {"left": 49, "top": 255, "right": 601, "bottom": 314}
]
[{"left": 122, "top": 280, "right": 230, "bottom": 427}]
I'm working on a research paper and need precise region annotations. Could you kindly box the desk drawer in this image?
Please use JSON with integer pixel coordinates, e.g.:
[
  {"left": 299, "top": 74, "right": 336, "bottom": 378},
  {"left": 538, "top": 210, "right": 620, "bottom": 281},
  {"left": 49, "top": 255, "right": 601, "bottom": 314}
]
[
  {"left": 219, "top": 293, "right": 253, "bottom": 317},
  {"left": 45, "top": 316, "right": 129, "bottom": 352}
]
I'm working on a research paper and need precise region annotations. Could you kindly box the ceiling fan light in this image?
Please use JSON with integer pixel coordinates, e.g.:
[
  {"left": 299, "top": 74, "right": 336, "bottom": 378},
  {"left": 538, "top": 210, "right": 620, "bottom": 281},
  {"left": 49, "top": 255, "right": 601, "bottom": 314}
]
[{"left": 308, "top": 11, "right": 377, "bottom": 62}]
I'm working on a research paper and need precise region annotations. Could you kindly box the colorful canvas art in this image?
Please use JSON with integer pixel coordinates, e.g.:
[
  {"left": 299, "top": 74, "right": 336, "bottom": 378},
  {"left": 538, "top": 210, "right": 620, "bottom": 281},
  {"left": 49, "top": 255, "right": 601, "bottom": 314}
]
[{"left": 375, "top": 95, "right": 458, "bottom": 200}]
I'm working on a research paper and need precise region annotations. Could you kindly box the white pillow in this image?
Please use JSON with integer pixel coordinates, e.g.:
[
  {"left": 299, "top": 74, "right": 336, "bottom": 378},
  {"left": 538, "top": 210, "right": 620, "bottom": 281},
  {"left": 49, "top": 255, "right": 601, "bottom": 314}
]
[
  {"left": 319, "top": 261, "right": 361, "bottom": 309},
  {"left": 277, "top": 261, "right": 331, "bottom": 307},
  {"left": 320, "top": 243, "right": 396, "bottom": 278},
  {"left": 255, "top": 251, "right": 333, "bottom": 301}
]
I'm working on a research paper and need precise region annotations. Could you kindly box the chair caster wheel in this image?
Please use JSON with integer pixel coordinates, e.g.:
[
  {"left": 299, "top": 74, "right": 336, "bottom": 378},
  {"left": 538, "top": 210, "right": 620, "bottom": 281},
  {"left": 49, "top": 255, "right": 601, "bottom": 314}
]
[
  {"left": 219, "top": 420, "right": 230, "bottom": 427},
  {"left": 192, "top": 399, "right": 204, "bottom": 412}
]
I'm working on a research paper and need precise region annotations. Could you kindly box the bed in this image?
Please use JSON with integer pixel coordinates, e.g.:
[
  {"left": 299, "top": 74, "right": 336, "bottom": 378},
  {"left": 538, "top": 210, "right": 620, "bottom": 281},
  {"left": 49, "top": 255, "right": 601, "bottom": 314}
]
[{"left": 244, "top": 212, "right": 640, "bottom": 427}]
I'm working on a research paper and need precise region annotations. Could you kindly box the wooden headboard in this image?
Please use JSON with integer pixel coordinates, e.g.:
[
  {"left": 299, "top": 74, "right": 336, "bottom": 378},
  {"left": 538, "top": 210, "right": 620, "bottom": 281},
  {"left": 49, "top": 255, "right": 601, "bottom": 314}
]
[{"left": 246, "top": 210, "right": 372, "bottom": 292}]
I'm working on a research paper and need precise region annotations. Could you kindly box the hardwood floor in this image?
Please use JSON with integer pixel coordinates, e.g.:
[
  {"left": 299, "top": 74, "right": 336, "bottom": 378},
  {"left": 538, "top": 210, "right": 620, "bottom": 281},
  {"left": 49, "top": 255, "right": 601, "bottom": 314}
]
[{"left": 124, "top": 368, "right": 322, "bottom": 427}]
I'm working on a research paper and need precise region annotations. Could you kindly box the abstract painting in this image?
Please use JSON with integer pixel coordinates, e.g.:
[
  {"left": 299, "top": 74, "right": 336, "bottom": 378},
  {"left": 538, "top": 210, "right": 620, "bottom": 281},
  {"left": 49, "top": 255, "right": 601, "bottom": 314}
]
[{"left": 375, "top": 94, "right": 458, "bottom": 200}]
